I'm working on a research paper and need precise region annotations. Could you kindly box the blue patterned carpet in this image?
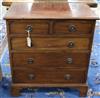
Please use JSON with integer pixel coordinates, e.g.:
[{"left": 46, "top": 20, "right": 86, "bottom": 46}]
[{"left": 0, "top": 21, "right": 100, "bottom": 98}]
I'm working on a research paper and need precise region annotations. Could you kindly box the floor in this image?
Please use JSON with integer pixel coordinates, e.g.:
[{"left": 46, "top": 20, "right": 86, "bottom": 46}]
[{"left": 0, "top": 0, "right": 7, "bottom": 57}]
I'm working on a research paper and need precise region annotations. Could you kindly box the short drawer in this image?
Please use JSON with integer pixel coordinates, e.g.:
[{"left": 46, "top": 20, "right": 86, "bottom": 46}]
[
  {"left": 12, "top": 52, "right": 89, "bottom": 68},
  {"left": 11, "top": 37, "right": 90, "bottom": 50},
  {"left": 9, "top": 20, "right": 49, "bottom": 34},
  {"left": 12, "top": 68, "right": 86, "bottom": 83},
  {"left": 54, "top": 20, "right": 94, "bottom": 34}
]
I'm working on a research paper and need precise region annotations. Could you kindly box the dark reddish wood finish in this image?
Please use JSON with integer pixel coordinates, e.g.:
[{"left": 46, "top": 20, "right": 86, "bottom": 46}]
[
  {"left": 12, "top": 52, "right": 90, "bottom": 68},
  {"left": 54, "top": 20, "right": 94, "bottom": 34},
  {"left": 5, "top": 2, "right": 98, "bottom": 97},
  {"left": 10, "top": 20, "right": 49, "bottom": 34},
  {"left": 11, "top": 37, "right": 90, "bottom": 50},
  {"left": 9, "top": 20, "right": 94, "bottom": 34},
  {"left": 12, "top": 68, "right": 86, "bottom": 83}
]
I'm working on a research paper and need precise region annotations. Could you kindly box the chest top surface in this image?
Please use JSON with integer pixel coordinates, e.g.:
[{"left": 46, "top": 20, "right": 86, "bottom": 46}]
[{"left": 4, "top": 2, "right": 98, "bottom": 19}]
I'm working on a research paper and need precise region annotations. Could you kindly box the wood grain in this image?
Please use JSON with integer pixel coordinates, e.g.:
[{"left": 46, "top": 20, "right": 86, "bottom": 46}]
[
  {"left": 4, "top": 2, "right": 99, "bottom": 19},
  {"left": 11, "top": 37, "right": 90, "bottom": 50},
  {"left": 2, "top": 0, "right": 97, "bottom": 8},
  {"left": 9, "top": 20, "right": 95, "bottom": 35},
  {"left": 12, "top": 52, "right": 90, "bottom": 68},
  {"left": 5, "top": 2, "right": 97, "bottom": 97},
  {"left": 12, "top": 68, "right": 87, "bottom": 83}
]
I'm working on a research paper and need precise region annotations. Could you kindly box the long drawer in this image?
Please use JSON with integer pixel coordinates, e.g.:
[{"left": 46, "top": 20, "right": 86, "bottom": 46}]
[
  {"left": 12, "top": 68, "right": 86, "bottom": 83},
  {"left": 12, "top": 52, "right": 89, "bottom": 68},
  {"left": 11, "top": 37, "right": 90, "bottom": 50}
]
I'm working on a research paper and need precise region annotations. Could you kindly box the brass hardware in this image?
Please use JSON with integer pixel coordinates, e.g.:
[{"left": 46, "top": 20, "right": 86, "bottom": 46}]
[
  {"left": 26, "top": 25, "right": 33, "bottom": 48},
  {"left": 47, "top": 44, "right": 52, "bottom": 47},
  {"left": 68, "top": 25, "right": 77, "bottom": 32},
  {"left": 64, "top": 74, "right": 71, "bottom": 80},
  {"left": 67, "top": 58, "right": 73, "bottom": 64},
  {"left": 67, "top": 41, "right": 74, "bottom": 48},
  {"left": 28, "top": 74, "right": 35, "bottom": 80},
  {"left": 27, "top": 58, "right": 34, "bottom": 64},
  {"left": 26, "top": 25, "right": 33, "bottom": 33}
]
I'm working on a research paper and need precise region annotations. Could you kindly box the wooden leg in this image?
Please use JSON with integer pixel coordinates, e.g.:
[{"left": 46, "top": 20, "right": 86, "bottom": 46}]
[
  {"left": 11, "top": 86, "right": 21, "bottom": 96},
  {"left": 78, "top": 86, "right": 88, "bottom": 97}
]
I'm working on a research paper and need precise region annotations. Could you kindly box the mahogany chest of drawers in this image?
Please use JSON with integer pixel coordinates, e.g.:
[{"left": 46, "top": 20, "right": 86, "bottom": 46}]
[{"left": 5, "top": 2, "right": 98, "bottom": 97}]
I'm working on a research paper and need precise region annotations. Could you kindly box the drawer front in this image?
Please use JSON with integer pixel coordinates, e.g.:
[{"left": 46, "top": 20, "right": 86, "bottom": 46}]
[
  {"left": 11, "top": 37, "right": 90, "bottom": 50},
  {"left": 54, "top": 20, "right": 93, "bottom": 34},
  {"left": 12, "top": 52, "right": 89, "bottom": 68},
  {"left": 10, "top": 20, "right": 49, "bottom": 34},
  {"left": 12, "top": 68, "right": 86, "bottom": 83}
]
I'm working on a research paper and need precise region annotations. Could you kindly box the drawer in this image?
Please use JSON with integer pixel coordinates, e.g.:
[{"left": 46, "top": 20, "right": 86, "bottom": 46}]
[
  {"left": 54, "top": 20, "right": 94, "bottom": 34},
  {"left": 12, "top": 52, "right": 89, "bottom": 68},
  {"left": 12, "top": 68, "right": 86, "bottom": 83},
  {"left": 11, "top": 37, "right": 90, "bottom": 50},
  {"left": 9, "top": 20, "right": 49, "bottom": 34}
]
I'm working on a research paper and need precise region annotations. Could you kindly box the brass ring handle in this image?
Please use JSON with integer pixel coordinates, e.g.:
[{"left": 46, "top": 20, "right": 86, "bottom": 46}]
[
  {"left": 67, "top": 58, "right": 73, "bottom": 64},
  {"left": 64, "top": 74, "right": 71, "bottom": 80},
  {"left": 27, "top": 58, "right": 34, "bottom": 64},
  {"left": 26, "top": 25, "right": 33, "bottom": 33},
  {"left": 68, "top": 25, "right": 77, "bottom": 32},
  {"left": 67, "top": 41, "right": 75, "bottom": 48},
  {"left": 28, "top": 74, "right": 35, "bottom": 80},
  {"left": 26, "top": 25, "right": 33, "bottom": 48}
]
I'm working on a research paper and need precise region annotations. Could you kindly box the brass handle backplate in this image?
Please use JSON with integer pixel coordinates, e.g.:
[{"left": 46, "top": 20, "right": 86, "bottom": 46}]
[
  {"left": 68, "top": 25, "right": 77, "bottom": 32},
  {"left": 27, "top": 58, "right": 34, "bottom": 64},
  {"left": 26, "top": 25, "right": 33, "bottom": 33},
  {"left": 64, "top": 74, "right": 71, "bottom": 80},
  {"left": 67, "top": 41, "right": 75, "bottom": 48},
  {"left": 67, "top": 58, "right": 73, "bottom": 64},
  {"left": 28, "top": 74, "right": 35, "bottom": 80}
]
